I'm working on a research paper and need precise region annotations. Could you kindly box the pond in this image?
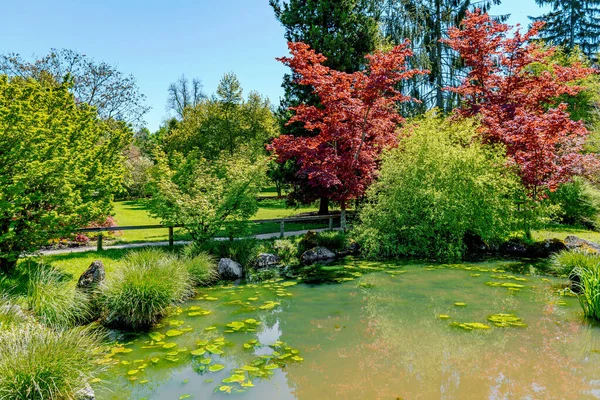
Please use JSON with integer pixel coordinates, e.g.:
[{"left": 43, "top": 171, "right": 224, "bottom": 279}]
[{"left": 94, "top": 259, "right": 600, "bottom": 399}]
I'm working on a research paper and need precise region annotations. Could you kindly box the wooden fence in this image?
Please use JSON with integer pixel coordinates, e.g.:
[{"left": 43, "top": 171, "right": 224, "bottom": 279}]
[{"left": 77, "top": 214, "right": 345, "bottom": 251}]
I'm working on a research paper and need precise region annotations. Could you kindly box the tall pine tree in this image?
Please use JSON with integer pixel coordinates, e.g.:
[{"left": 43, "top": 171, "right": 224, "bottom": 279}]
[
  {"left": 530, "top": 0, "right": 600, "bottom": 60},
  {"left": 269, "top": 0, "right": 383, "bottom": 213},
  {"left": 381, "top": 0, "right": 502, "bottom": 114}
]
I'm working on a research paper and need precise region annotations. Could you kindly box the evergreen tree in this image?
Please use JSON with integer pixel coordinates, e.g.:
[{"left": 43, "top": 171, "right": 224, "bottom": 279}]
[
  {"left": 530, "top": 0, "right": 600, "bottom": 60},
  {"left": 269, "top": 0, "right": 383, "bottom": 213},
  {"left": 381, "top": 0, "right": 502, "bottom": 114}
]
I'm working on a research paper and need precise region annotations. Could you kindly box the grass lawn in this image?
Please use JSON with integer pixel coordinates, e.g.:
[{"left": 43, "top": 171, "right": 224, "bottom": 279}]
[
  {"left": 107, "top": 197, "right": 328, "bottom": 244},
  {"left": 532, "top": 224, "right": 600, "bottom": 243}
]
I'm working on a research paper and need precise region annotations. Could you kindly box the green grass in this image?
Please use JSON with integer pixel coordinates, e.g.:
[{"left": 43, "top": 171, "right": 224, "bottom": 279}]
[
  {"left": 550, "top": 249, "right": 600, "bottom": 276},
  {"left": 532, "top": 224, "right": 600, "bottom": 243},
  {"left": 576, "top": 262, "right": 600, "bottom": 320},
  {"left": 0, "top": 324, "right": 103, "bottom": 400},
  {"left": 100, "top": 249, "right": 192, "bottom": 330}
]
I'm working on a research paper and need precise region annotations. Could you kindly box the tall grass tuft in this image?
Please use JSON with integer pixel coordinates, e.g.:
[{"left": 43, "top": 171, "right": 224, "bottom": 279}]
[
  {"left": 100, "top": 249, "right": 192, "bottom": 330},
  {"left": 181, "top": 251, "right": 218, "bottom": 286},
  {"left": 550, "top": 249, "right": 600, "bottom": 276},
  {"left": 316, "top": 231, "right": 349, "bottom": 251},
  {"left": 27, "top": 266, "right": 90, "bottom": 328},
  {"left": 574, "top": 263, "right": 600, "bottom": 320},
  {"left": 0, "top": 294, "right": 29, "bottom": 330},
  {"left": 0, "top": 324, "right": 103, "bottom": 400}
]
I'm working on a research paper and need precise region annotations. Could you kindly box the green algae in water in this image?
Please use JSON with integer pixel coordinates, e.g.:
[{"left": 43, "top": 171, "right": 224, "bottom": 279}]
[
  {"left": 438, "top": 314, "right": 451, "bottom": 319},
  {"left": 487, "top": 313, "right": 527, "bottom": 327},
  {"left": 451, "top": 322, "right": 491, "bottom": 330},
  {"left": 454, "top": 302, "right": 467, "bottom": 306}
]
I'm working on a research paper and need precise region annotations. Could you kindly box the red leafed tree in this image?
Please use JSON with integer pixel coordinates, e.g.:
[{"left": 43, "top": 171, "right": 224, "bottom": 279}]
[
  {"left": 444, "top": 10, "right": 597, "bottom": 198},
  {"left": 268, "top": 41, "right": 426, "bottom": 225}
]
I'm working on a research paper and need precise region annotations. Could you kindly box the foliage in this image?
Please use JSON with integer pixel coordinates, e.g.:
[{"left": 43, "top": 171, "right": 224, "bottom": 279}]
[
  {"left": 100, "top": 249, "right": 192, "bottom": 330},
  {"left": 181, "top": 251, "right": 218, "bottom": 286},
  {"left": 0, "top": 48, "right": 149, "bottom": 127},
  {"left": 530, "top": 0, "right": 600, "bottom": 59},
  {"left": 27, "top": 266, "right": 90, "bottom": 328},
  {"left": 444, "top": 11, "right": 597, "bottom": 197},
  {"left": 0, "top": 76, "right": 131, "bottom": 272},
  {"left": 196, "top": 239, "right": 262, "bottom": 268},
  {"left": 0, "top": 294, "right": 28, "bottom": 330},
  {"left": 0, "top": 324, "right": 103, "bottom": 400},
  {"left": 273, "top": 238, "right": 300, "bottom": 266},
  {"left": 316, "top": 231, "right": 350, "bottom": 251},
  {"left": 148, "top": 150, "right": 265, "bottom": 243},
  {"left": 356, "top": 115, "right": 520, "bottom": 261},
  {"left": 572, "top": 259, "right": 600, "bottom": 320},
  {"left": 550, "top": 249, "right": 600, "bottom": 276},
  {"left": 268, "top": 42, "right": 426, "bottom": 210},
  {"left": 162, "top": 74, "right": 278, "bottom": 160},
  {"left": 548, "top": 177, "right": 600, "bottom": 229},
  {"left": 122, "top": 145, "right": 154, "bottom": 199},
  {"left": 381, "top": 0, "right": 502, "bottom": 113}
]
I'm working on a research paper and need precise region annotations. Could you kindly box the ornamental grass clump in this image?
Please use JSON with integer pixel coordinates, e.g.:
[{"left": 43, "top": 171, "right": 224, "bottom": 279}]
[
  {"left": 574, "top": 262, "right": 600, "bottom": 320},
  {"left": 181, "top": 250, "right": 218, "bottom": 286},
  {"left": 100, "top": 249, "right": 192, "bottom": 330},
  {"left": 550, "top": 249, "right": 600, "bottom": 276},
  {"left": 0, "top": 325, "right": 103, "bottom": 400},
  {"left": 27, "top": 266, "right": 90, "bottom": 328}
]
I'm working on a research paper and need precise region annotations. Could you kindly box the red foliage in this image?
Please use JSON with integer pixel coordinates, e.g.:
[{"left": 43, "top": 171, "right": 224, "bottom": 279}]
[
  {"left": 444, "top": 11, "right": 597, "bottom": 197},
  {"left": 268, "top": 42, "right": 426, "bottom": 207}
]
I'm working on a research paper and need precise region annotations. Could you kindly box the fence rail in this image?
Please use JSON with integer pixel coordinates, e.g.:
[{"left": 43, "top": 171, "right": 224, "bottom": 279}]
[{"left": 78, "top": 214, "right": 346, "bottom": 251}]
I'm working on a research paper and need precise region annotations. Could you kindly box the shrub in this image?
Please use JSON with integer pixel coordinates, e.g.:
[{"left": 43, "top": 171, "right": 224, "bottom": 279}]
[
  {"left": 356, "top": 115, "right": 521, "bottom": 261},
  {"left": 316, "top": 231, "right": 349, "bottom": 251},
  {"left": 27, "top": 267, "right": 90, "bottom": 328},
  {"left": 550, "top": 249, "right": 600, "bottom": 276},
  {"left": 100, "top": 249, "right": 192, "bottom": 330},
  {"left": 574, "top": 263, "right": 600, "bottom": 320},
  {"left": 0, "top": 325, "right": 103, "bottom": 400},
  {"left": 548, "top": 177, "right": 600, "bottom": 229},
  {"left": 181, "top": 251, "right": 218, "bottom": 286},
  {"left": 273, "top": 239, "right": 300, "bottom": 266},
  {"left": 197, "top": 238, "right": 262, "bottom": 268}
]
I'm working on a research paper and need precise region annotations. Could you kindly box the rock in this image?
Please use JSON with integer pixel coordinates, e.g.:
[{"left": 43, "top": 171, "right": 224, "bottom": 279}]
[
  {"left": 499, "top": 239, "right": 529, "bottom": 257},
  {"left": 301, "top": 246, "right": 336, "bottom": 265},
  {"left": 564, "top": 236, "right": 600, "bottom": 253},
  {"left": 76, "top": 383, "right": 95, "bottom": 400},
  {"left": 76, "top": 260, "right": 105, "bottom": 291},
  {"left": 255, "top": 253, "right": 281, "bottom": 269},
  {"left": 218, "top": 258, "right": 243, "bottom": 280},
  {"left": 464, "top": 232, "right": 489, "bottom": 254}
]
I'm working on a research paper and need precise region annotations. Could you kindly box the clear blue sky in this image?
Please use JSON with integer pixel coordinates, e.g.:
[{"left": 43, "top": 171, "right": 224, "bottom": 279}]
[{"left": 1, "top": 0, "right": 547, "bottom": 131}]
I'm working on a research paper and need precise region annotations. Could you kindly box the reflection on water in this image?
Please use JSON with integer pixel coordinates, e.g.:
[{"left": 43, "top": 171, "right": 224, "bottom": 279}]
[{"left": 95, "top": 260, "right": 600, "bottom": 400}]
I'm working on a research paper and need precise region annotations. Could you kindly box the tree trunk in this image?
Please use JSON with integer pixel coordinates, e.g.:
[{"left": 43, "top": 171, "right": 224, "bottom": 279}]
[
  {"left": 434, "top": 0, "right": 444, "bottom": 110},
  {"left": 318, "top": 197, "right": 329, "bottom": 215},
  {"left": 340, "top": 202, "right": 347, "bottom": 230}
]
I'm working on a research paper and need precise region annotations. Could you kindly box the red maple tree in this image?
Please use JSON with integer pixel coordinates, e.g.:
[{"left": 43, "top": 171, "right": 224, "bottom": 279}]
[
  {"left": 444, "top": 11, "right": 597, "bottom": 198},
  {"left": 268, "top": 41, "right": 426, "bottom": 222}
]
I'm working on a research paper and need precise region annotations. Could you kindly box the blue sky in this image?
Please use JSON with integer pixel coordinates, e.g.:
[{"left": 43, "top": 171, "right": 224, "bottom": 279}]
[{"left": 1, "top": 0, "right": 547, "bottom": 131}]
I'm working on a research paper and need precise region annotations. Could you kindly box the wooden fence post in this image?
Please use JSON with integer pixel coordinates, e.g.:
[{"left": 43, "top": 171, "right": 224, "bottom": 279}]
[
  {"left": 280, "top": 221, "right": 285, "bottom": 238},
  {"left": 97, "top": 233, "right": 103, "bottom": 252},
  {"left": 328, "top": 216, "right": 333, "bottom": 231},
  {"left": 169, "top": 226, "right": 174, "bottom": 248}
]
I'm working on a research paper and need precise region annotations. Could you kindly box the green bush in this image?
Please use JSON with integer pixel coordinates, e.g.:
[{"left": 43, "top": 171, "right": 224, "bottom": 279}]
[
  {"left": 356, "top": 115, "right": 521, "bottom": 261},
  {"left": 316, "top": 231, "right": 349, "bottom": 251},
  {"left": 27, "top": 267, "right": 90, "bottom": 328},
  {"left": 181, "top": 251, "right": 218, "bottom": 286},
  {"left": 100, "top": 249, "right": 192, "bottom": 330},
  {"left": 548, "top": 177, "right": 600, "bottom": 229},
  {"left": 0, "top": 325, "right": 103, "bottom": 400},
  {"left": 550, "top": 249, "right": 600, "bottom": 276},
  {"left": 574, "top": 263, "right": 600, "bottom": 320},
  {"left": 273, "top": 238, "right": 300, "bottom": 266},
  {"left": 197, "top": 238, "right": 262, "bottom": 267}
]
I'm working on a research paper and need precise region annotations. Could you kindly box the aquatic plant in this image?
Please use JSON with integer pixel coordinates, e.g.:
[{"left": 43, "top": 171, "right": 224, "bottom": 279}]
[
  {"left": 487, "top": 313, "right": 527, "bottom": 327},
  {"left": 550, "top": 249, "right": 600, "bottom": 276},
  {"left": 100, "top": 249, "right": 192, "bottom": 330},
  {"left": 450, "top": 322, "right": 491, "bottom": 330},
  {"left": 27, "top": 266, "right": 90, "bottom": 328},
  {"left": 574, "top": 263, "right": 600, "bottom": 320},
  {"left": 0, "top": 324, "right": 102, "bottom": 400}
]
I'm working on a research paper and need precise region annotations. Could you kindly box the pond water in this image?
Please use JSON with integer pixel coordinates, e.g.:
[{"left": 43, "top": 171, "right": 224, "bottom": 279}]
[{"left": 95, "top": 259, "right": 600, "bottom": 400}]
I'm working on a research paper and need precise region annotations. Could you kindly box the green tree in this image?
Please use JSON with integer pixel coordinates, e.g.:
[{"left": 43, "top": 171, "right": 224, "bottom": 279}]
[
  {"left": 147, "top": 150, "right": 266, "bottom": 243},
  {"left": 530, "top": 0, "right": 600, "bottom": 59},
  {"left": 356, "top": 114, "right": 521, "bottom": 261},
  {"left": 381, "top": 0, "right": 502, "bottom": 113},
  {"left": 270, "top": 0, "right": 383, "bottom": 214},
  {"left": 0, "top": 76, "right": 132, "bottom": 272}
]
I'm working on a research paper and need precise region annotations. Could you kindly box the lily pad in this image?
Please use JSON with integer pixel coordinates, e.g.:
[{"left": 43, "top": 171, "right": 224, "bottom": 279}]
[
  {"left": 166, "top": 329, "right": 183, "bottom": 337},
  {"left": 209, "top": 364, "right": 225, "bottom": 372}
]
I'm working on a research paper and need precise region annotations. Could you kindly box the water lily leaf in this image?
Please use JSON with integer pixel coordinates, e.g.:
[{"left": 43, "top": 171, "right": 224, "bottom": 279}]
[
  {"left": 149, "top": 332, "right": 165, "bottom": 342},
  {"left": 151, "top": 358, "right": 160, "bottom": 364},
  {"left": 292, "top": 356, "right": 304, "bottom": 362},
  {"left": 200, "top": 358, "right": 212, "bottom": 365},
  {"left": 454, "top": 302, "right": 467, "bottom": 306},
  {"left": 166, "top": 351, "right": 178, "bottom": 356},
  {"left": 140, "top": 380, "right": 149, "bottom": 384},
  {"left": 209, "top": 364, "right": 225, "bottom": 372},
  {"left": 264, "top": 364, "right": 278, "bottom": 370},
  {"left": 179, "top": 395, "right": 191, "bottom": 399},
  {"left": 205, "top": 296, "right": 218, "bottom": 301},
  {"left": 204, "top": 326, "right": 217, "bottom": 332},
  {"left": 196, "top": 340, "right": 209, "bottom": 346},
  {"left": 127, "top": 370, "right": 139, "bottom": 375},
  {"left": 169, "top": 320, "right": 185, "bottom": 327},
  {"left": 206, "top": 344, "right": 224, "bottom": 355},
  {"left": 189, "top": 311, "right": 211, "bottom": 317},
  {"left": 166, "top": 329, "right": 183, "bottom": 337},
  {"left": 241, "top": 380, "right": 255, "bottom": 387},
  {"left": 163, "top": 343, "right": 177, "bottom": 349},
  {"left": 205, "top": 379, "right": 214, "bottom": 383},
  {"left": 438, "top": 314, "right": 450, "bottom": 319},
  {"left": 242, "top": 365, "right": 260, "bottom": 371},
  {"left": 89, "top": 378, "right": 101, "bottom": 384},
  {"left": 219, "top": 386, "right": 232, "bottom": 393}
]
